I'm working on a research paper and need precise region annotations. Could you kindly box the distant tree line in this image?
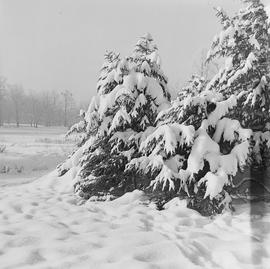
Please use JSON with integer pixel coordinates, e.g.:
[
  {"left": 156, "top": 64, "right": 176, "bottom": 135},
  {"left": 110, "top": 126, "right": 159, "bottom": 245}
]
[{"left": 0, "top": 77, "right": 87, "bottom": 128}]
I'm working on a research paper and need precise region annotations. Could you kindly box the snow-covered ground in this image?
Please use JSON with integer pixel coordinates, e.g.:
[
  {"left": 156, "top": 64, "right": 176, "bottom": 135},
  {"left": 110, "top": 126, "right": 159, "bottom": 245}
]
[
  {"left": 0, "top": 126, "right": 74, "bottom": 187},
  {"left": 0, "top": 170, "right": 270, "bottom": 269},
  {"left": 0, "top": 127, "right": 270, "bottom": 269}
]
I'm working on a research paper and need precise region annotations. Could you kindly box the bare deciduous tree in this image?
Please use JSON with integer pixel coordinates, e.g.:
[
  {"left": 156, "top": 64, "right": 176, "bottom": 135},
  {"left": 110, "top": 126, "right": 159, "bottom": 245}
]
[
  {"left": 61, "top": 90, "right": 73, "bottom": 127},
  {"left": 9, "top": 84, "right": 24, "bottom": 127},
  {"left": 0, "top": 78, "right": 81, "bottom": 127},
  {"left": 0, "top": 77, "right": 7, "bottom": 127}
]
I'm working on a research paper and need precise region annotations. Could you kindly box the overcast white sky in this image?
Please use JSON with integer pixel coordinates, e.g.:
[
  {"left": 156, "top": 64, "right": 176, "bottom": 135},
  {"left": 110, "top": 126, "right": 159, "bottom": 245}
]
[{"left": 0, "top": 0, "right": 269, "bottom": 102}]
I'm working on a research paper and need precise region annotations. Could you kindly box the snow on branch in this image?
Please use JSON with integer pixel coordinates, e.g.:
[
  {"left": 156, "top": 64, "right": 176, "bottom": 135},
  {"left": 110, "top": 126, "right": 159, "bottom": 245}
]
[
  {"left": 207, "top": 95, "right": 237, "bottom": 126},
  {"left": 244, "top": 76, "right": 267, "bottom": 107},
  {"left": 227, "top": 52, "right": 257, "bottom": 86},
  {"left": 140, "top": 123, "right": 195, "bottom": 155},
  {"left": 125, "top": 123, "right": 195, "bottom": 192},
  {"left": 213, "top": 117, "right": 252, "bottom": 143},
  {"left": 126, "top": 154, "right": 184, "bottom": 191},
  {"left": 198, "top": 169, "right": 229, "bottom": 200},
  {"left": 109, "top": 107, "right": 131, "bottom": 134},
  {"left": 181, "top": 125, "right": 251, "bottom": 200},
  {"left": 150, "top": 165, "right": 178, "bottom": 191},
  {"left": 185, "top": 130, "right": 220, "bottom": 175}
]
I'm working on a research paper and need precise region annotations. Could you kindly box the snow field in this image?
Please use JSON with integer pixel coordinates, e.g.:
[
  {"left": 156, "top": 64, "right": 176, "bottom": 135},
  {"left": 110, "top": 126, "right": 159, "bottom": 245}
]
[
  {"left": 0, "top": 169, "right": 270, "bottom": 269},
  {"left": 0, "top": 126, "right": 74, "bottom": 186}
]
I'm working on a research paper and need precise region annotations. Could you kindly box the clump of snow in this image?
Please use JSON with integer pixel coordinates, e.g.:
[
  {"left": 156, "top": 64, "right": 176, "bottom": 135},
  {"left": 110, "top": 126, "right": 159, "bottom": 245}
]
[
  {"left": 127, "top": 123, "right": 195, "bottom": 191},
  {"left": 227, "top": 52, "right": 257, "bottom": 86},
  {"left": 186, "top": 130, "right": 220, "bottom": 175},
  {"left": 182, "top": 128, "right": 250, "bottom": 199},
  {"left": 140, "top": 123, "right": 195, "bottom": 155},
  {"left": 207, "top": 95, "right": 237, "bottom": 127},
  {"left": 213, "top": 118, "right": 252, "bottom": 143},
  {"left": 199, "top": 169, "right": 228, "bottom": 199}
]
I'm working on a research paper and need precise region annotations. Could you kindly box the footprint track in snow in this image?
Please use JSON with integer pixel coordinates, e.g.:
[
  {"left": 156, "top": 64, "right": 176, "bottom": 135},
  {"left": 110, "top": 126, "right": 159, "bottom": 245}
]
[{"left": 0, "top": 172, "right": 269, "bottom": 269}]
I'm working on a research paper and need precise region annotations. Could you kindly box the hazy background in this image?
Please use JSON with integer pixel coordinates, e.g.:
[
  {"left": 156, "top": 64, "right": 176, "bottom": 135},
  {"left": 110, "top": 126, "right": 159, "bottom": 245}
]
[{"left": 1, "top": 0, "right": 269, "bottom": 103}]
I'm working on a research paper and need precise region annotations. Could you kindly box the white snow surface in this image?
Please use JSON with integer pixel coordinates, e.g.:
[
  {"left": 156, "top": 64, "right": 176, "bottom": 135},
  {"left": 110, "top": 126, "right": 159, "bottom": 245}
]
[
  {"left": 0, "top": 126, "right": 75, "bottom": 186},
  {"left": 1, "top": 127, "right": 270, "bottom": 269},
  {"left": 0, "top": 170, "right": 270, "bottom": 268}
]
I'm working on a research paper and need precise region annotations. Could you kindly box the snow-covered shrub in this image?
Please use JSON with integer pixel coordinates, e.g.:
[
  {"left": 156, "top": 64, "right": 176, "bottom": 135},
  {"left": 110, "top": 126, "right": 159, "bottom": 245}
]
[
  {"left": 0, "top": 165, "right": 10, "bottom": 174},
  {"left": 0, "top": 144, "right": 6, "bottom": 153}
]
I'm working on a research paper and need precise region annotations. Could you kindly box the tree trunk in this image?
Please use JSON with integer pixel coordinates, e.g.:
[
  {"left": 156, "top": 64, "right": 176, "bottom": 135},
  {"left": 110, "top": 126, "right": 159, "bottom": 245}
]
[
  {"left": 0, "top": 110, "right": 2, "bottom": 126},
  {"left": 15, "top": 107, "right": 19, "bottom": 127}
]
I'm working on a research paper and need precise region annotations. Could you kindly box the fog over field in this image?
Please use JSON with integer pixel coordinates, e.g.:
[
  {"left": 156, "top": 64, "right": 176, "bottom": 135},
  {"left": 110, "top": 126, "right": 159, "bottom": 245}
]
[
  {"left": 1, "top": 0, "right": 270, "bottom": 268},
  {"left": 1, "top": 0, "right": 244, "bottom": 101}
]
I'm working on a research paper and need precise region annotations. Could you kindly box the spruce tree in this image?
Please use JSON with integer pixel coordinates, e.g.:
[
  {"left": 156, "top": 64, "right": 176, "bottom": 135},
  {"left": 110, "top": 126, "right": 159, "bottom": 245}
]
[
  {"left": 206, "top": 0, "right": 270, "bottom": 197},
  {"left": 207, "top": 1, "right": 270, "bottom": 127},
  {"left": 59, "top": 34, "right": 171, "bottom": 200},
  {"left": 57, "top": 51, "right": 121, "bottom": 176},
  {"left": 128, "top": 70, "right": 252, "bottom": 215},
  {"left": 128, "top": 0, "right": 270, "bottom": 215}
]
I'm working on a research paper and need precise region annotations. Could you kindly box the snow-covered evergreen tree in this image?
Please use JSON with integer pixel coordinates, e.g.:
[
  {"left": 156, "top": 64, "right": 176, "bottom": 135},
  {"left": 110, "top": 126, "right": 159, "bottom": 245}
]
[
  {"left": 125, "top": 75, "right": 208, "bottom": 196},
  {"left": 207, "top": 0, "right": 270, "bottom": 129},
  {"left": 57, "top": 51, "right": 121, "bottom": 176},
  {"left": 206, "top": 0, "right": 270, "bottom": 195},
  {"left": 128, "top": 71, "right": 253, "bottom": 215},
  {"left": 58, "top": 34, "right": 171, "bottom": 199},
  {"left": 128, "top": 0, "right": 270, "bottom": 215},
  {"left": 57, "top": 2, "right": 269, "bottom": 216}
]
